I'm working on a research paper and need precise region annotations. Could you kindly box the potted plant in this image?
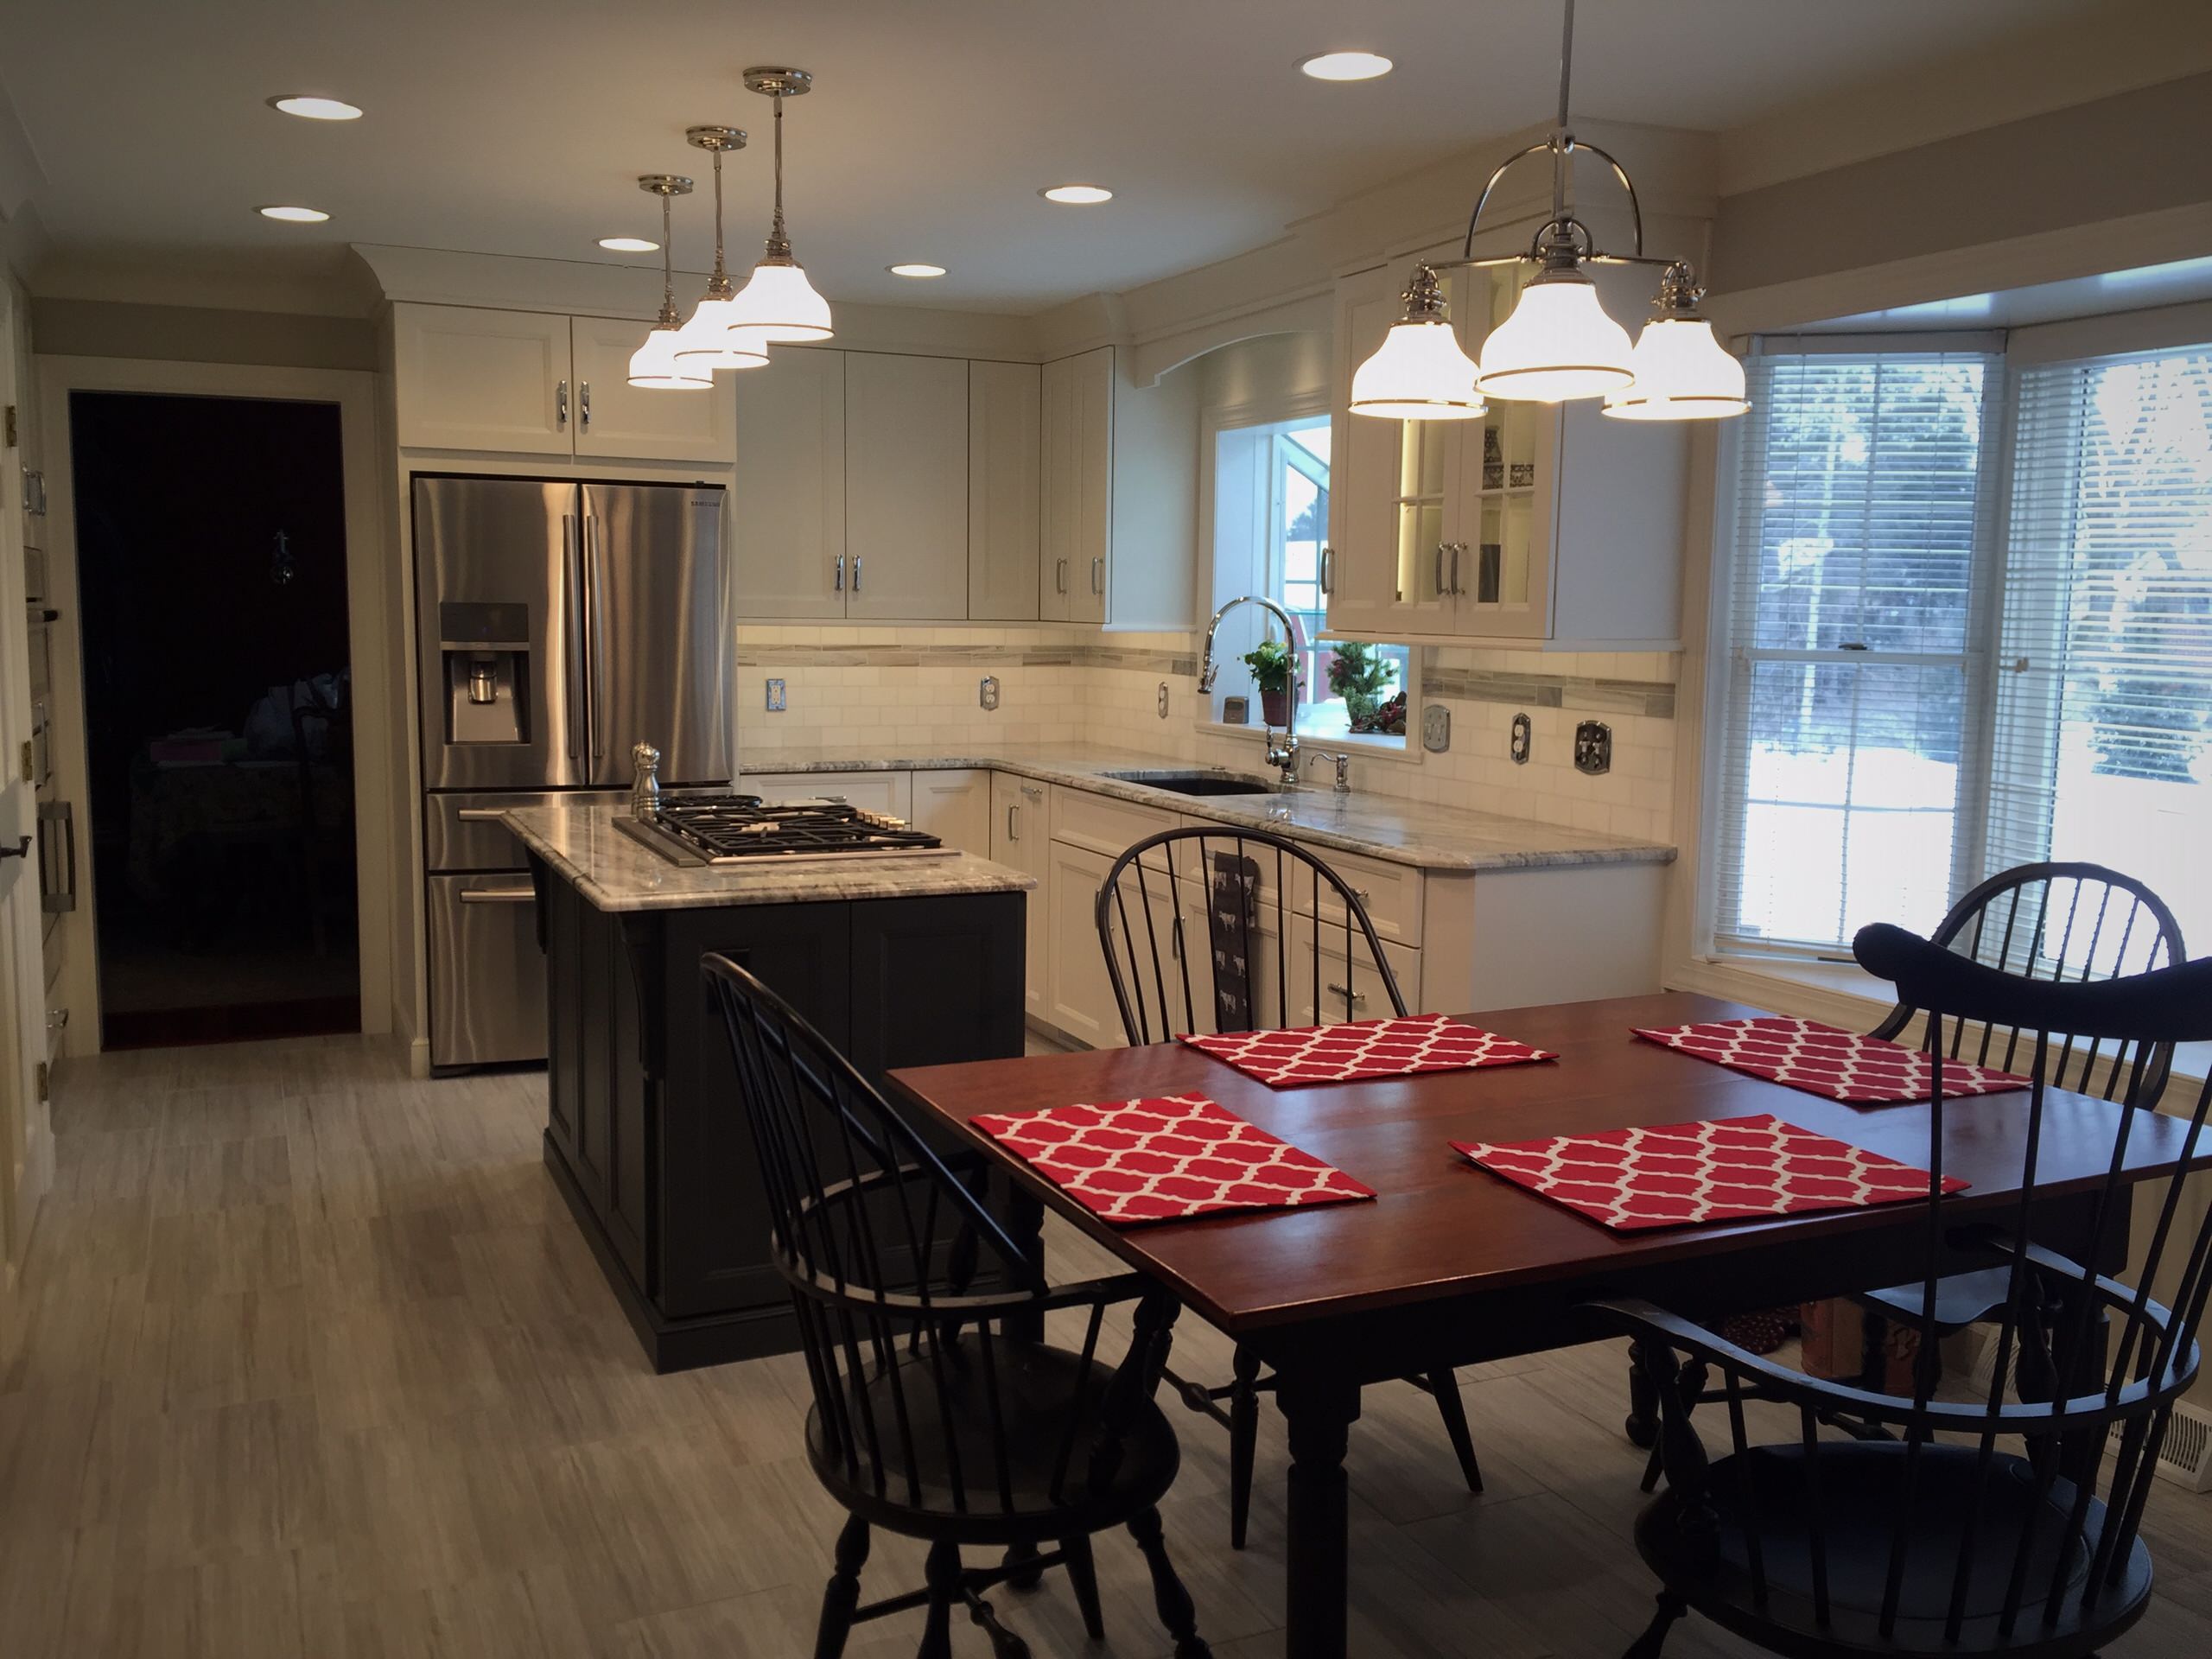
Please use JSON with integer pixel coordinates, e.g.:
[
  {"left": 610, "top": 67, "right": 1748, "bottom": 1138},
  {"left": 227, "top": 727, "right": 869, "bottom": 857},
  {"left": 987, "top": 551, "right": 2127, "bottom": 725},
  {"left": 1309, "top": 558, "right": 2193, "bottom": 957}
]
[
  {"left": 1327, "top": 641, "right": 1397, "bottom": 733},
  {"left": 1242, "top": 638, "right": 1300, "bottom": 727}
]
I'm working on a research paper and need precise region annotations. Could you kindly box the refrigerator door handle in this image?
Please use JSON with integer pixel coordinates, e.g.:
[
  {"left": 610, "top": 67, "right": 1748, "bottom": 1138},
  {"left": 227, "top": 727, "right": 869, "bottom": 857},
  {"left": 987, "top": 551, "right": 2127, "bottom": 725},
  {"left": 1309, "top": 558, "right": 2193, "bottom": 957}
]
[
  {"left": 561, "top": 514, "right": 586, "bottom": 764},
  {"left": 583, "top": 515, "right": 607, "bottom": 767}
]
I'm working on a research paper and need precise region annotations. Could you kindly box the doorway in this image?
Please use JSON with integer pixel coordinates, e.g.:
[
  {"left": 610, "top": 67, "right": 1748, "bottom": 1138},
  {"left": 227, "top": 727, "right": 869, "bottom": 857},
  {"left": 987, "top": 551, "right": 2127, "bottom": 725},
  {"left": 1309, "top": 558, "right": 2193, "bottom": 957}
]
[{"left": 69, "top": 391, "right": 359, "bottom": 1047}]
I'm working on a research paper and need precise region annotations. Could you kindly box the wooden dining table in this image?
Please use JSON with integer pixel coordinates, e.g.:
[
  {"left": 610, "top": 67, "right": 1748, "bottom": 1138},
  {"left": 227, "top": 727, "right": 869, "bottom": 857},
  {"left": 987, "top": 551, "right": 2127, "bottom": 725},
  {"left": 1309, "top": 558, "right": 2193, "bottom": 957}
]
[{"left": 887, "top": 990, "right": 2206, "bottom": 1659}]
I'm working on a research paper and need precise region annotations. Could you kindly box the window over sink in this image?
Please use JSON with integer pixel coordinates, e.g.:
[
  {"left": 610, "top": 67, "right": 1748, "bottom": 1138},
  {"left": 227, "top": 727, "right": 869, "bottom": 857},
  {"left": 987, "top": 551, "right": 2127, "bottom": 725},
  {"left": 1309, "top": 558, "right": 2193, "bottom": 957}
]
[{"left": 1211, "top": 411, "right": 1413, "bottom": 749}]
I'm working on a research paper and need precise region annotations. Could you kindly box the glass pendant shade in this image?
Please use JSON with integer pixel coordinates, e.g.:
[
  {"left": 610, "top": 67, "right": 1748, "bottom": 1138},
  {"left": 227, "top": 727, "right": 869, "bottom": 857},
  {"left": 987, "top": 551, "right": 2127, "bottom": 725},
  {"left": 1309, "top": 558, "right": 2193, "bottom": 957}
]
[
  {"left": 1602, "top": 316, "right": 1747, "bottom": 421},
  {"left": 672, "top": 294, "right": 769, "bottom": 372},
  {"left": 1349, "top": 319, "right": 1484, "bottom": 420},
  {"left": 1477, "top": 273, "right": 1636, "bottom": 402},
  {"left": 726, "top": 259, "right": 833, "bottom": 342},
  {"left": 628, "top": 325, "right": 710, "bottom": 389}
]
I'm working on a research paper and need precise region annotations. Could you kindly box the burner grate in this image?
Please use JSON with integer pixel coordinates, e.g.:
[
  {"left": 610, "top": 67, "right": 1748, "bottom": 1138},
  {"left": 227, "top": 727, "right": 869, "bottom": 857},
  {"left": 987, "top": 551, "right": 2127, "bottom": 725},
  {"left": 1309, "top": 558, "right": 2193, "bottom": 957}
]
[{"left": 618, "top": 794, "right": 953, "bottom": 865}]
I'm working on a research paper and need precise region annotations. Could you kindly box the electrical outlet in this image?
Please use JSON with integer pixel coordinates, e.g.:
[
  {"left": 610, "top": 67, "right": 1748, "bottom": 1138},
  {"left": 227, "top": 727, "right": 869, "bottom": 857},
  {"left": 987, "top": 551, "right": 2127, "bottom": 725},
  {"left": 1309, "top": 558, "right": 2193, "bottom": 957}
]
[
  {"left": 1510, "top": 711, "right": 1532, "bottom": 765},
  {"left": 979, "top": 676, "right": 1000, "bottom": 711},
  {"left": 1573, "top": 719, "right": 1612, "bottom": 775},
  {"left": 765, "top": 678, "right": 786, "bottom": 712},
  {"left": 1421, "top": 704, "right": 1451, "bottom": 753},
  {"left": 1156, "top": 681, "right": 1170, "bottom": 719}
]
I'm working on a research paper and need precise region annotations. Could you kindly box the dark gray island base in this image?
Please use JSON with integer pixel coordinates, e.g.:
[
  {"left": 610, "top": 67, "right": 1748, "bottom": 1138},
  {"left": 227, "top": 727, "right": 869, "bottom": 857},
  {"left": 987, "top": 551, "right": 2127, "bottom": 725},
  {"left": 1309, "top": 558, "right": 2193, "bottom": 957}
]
[{"left": 504, "top": 804, "right": 1033, "bottom": 1372}]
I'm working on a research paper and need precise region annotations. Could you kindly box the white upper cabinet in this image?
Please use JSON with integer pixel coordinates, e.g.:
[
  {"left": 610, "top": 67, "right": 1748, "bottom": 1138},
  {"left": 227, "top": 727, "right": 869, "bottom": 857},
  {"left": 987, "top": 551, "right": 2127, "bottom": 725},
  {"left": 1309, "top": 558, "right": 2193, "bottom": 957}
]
[
  {"left": 968, "top": 360, "right": 1041, "bottom": 621},
  {"left": 733, "top": 346, "right": 847, "bottom": 618},
  {"left": 1325, "top": 256, "right": 1687, "bottom": 649},
  {"left": 1039, "top": 346, "right": 1198, "bottom": 629},
  {"left": 394, "top": 304, "right": 573, "bottom": 454},
  {"left": 569, "top": 315, "right": 734, "bottom": 464},
  {"left": 392, "top": 304, "right": 731, "bottom": 465},
  {"left": 1039, "top": 347, "right": 1113, "bottom": 623},
  {"left": 844, "top": 353, "right": 970, "bottom": 620}
]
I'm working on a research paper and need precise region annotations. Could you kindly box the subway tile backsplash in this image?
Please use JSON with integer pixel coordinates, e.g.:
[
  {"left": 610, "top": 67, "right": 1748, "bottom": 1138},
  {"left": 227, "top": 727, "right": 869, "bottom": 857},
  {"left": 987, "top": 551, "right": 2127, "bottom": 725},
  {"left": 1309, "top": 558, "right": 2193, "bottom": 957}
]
[{"left": 733, "top": 626, "right": 1679, "bottom": 846}]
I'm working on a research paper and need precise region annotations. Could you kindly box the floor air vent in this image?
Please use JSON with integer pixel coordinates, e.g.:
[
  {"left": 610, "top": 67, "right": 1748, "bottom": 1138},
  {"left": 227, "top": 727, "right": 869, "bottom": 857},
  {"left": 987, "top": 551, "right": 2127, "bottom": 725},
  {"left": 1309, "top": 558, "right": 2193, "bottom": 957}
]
[{"left": 2108, "top": 1401, "right": 2212, "bottom": 1494}]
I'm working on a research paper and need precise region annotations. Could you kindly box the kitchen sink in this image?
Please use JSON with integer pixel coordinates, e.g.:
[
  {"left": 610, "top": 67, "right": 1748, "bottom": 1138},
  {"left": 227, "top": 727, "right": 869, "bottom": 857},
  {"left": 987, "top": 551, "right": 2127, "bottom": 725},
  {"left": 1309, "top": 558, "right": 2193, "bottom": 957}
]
[{"left": 1100, "top": 769, "right": 1281, "bottom": 797}]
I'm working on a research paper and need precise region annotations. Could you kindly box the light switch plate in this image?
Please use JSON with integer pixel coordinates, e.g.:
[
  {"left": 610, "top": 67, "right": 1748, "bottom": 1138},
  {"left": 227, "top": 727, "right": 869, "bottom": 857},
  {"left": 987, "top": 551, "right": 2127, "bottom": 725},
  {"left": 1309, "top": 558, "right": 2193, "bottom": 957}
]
[
  {"left": 979, "top": 676, "right": 1001, "bottom": 710},
  {"left": 1421, "top": 704, "right": 1451, "bottom": 752},
  {"left": 1574, "top": 719, "right": 1612, "bottom": 775},
  {"left": 765, "top": 678, "right": 786, "bottom": 712}
]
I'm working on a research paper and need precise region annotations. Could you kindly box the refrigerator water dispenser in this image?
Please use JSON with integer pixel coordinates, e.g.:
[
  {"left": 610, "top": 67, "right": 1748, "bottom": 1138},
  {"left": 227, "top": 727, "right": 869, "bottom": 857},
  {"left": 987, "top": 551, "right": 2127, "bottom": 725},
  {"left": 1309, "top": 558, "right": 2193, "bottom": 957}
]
[{"left": 439, "top": 601, "right": 530, "bottom": 745}]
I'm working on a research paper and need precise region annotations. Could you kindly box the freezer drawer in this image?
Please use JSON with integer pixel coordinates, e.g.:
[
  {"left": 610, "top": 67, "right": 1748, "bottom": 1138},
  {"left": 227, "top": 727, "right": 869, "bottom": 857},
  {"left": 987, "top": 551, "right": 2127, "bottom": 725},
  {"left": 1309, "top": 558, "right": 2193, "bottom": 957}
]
[
  {"left": 427, "top": 872, "right": 549, "bottom": 1068},
  {"left": 425, "top": 788, "right": 625, "bottom": 874}
]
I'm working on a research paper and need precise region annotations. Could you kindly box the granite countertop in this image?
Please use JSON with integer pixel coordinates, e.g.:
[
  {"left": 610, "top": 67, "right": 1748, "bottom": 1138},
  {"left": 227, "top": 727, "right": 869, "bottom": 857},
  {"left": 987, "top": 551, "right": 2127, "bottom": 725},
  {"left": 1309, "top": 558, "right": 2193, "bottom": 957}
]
[
  {"left": 737, "top": 746, "right": 1676, "bottom": 873},
  {"left": 502, "top": 804, "right": 1036, "bottom": 912}
]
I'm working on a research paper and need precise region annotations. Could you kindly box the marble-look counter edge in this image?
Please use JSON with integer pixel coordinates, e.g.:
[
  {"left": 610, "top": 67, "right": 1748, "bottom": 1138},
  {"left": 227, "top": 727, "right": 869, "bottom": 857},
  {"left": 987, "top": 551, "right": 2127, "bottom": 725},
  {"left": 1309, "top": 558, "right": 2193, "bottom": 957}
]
[
  {"left": 502, "top": 804, "right": 1037, "bottom": 913},
  {"left": 734, "top": 749, "right": 1677, "bottom": 873}
]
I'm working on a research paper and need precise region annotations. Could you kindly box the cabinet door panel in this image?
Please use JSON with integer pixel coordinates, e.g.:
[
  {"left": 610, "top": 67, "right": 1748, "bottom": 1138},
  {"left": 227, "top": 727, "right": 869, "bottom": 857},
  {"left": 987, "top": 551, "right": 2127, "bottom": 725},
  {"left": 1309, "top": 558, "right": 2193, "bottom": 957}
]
[
  {"left": 1046, "top": 840, "right": 1120, "bottom": 1047},
  {"left": 734, "top": 346, "right": 847, "bottom": 617},
  {"left": 993, "top": 774, "right": 1050, "bottom": 1020},
  {"left": 1067, "top": 347, "right": 1113, "bottom": 623},
  {"left": 848, "top": 894, "right": 1026, "bottom": 1081},
  {"left": 1327, "top": 265, "right": 1414, "bottom": 636},
  {"left": 969, "top": 360, "right": 1041, "bottom": 620},
  {"left": 845, "top": 353, "right": 969, "bottom": 620},
  {"left": 1038, "top": 356, "right": 1075, "bottom": 620},
  {"left": 745, "top": 769, "right": 912, "bottom": 818},
  {"left": 571, "top": 315, "right": 734, "bottom": 464},
  {"left": 910, "top": 769, "right": 991, "bottom": 855},
  {"left": 394, "top": 304, "right": 571, "bottom": 454}
]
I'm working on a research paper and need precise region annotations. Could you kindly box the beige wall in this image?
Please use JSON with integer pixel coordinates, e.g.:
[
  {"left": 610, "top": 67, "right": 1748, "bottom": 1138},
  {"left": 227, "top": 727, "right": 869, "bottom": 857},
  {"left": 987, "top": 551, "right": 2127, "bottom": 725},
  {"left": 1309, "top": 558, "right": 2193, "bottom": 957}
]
[{"left": 28, "top": 298, "right": 376, "bottom": 372}]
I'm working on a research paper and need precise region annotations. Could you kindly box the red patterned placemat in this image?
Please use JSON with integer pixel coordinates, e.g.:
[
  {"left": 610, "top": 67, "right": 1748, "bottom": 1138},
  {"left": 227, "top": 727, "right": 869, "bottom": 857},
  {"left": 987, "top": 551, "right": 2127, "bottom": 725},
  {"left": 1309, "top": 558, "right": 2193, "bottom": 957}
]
[
  {"left": 971, "top": 1094, "right": 1374, "bottom": 1225},
  {"left": 1180, "top": 1013, "right": 1556, "bottom": 1087},
  {"left": 1632, "top": 1015, "right": 2031, "bottom": 1104},
  {"left": 1450, "top": 1112, "right": 1967, "bottom": 1233}
]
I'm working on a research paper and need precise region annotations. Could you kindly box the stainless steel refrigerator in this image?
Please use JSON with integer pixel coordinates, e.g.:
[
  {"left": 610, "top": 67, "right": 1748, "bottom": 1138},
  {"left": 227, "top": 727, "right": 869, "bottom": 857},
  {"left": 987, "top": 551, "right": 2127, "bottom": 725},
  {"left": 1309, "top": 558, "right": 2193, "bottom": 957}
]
[{"left": 414, "top": 474, "right": 730, "bottom": 1069}]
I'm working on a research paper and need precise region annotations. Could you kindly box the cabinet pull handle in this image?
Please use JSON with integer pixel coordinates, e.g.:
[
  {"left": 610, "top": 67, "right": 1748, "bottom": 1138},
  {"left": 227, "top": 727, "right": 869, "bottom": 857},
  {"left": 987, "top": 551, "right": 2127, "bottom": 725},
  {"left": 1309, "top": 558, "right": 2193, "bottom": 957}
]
[
  {"left": 1325, "top": 981, "right": 1367, "bottom": 1007},
  {"left": 817, "top": 794, "right": 849, "bottom": 804},
  {"left": 852, "top": 556, "right": 862, "bottom": 594},
  {"left": 1007, "top": 804, "right": 1019, "bottom": 842},
  {"left": 579, "top": 380, "right": 591, "bottom": 429},
  {"left": 1433, "top": 543, "right": 1447, "bottom": 598},
  {"left": 1090, "top": 556, "right": 1103, "bottom": 595},
  {"left": 461, "top": 887, "right": 537, "bottom": 905},
  {"left": 1450, "top": 541, "right": 1465, "bottom": 595},
  {"left": 1320, "top": 545, "right": 1333, "bottom": 595},
  {"left": 1020, "top": 785, "right": 1042, "bottom": 801},
  {"left": 556, "top": 378, "right": 569, "bottom": 429},
  {"left": 1056, "top": 557, "right": 1068, "bottom": 594},
  {"left": 835, "top": 554, "right": 844, "bottom": 591}
]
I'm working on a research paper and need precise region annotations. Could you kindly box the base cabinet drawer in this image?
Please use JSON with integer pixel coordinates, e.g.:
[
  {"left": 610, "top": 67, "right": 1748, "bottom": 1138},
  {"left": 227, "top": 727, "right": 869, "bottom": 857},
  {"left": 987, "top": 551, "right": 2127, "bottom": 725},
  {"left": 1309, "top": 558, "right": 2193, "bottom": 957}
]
[
  {"left": 1051, "top": 785, "right": 1178, "bottom": 858},
  {"left": 743, "top": 769, "right": 914, "bottom": 820},
  {"left": 1294, "top": 845, "right": 1424, "bottom": 946},
  {"left": 1291, "top": 917, "right": 1422, "bottom": 1025}
]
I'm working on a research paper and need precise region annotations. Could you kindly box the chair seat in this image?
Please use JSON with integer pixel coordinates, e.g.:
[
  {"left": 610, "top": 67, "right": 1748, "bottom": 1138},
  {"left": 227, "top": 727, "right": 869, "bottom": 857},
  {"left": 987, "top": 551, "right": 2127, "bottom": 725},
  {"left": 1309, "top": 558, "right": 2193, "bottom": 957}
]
[
  {"left": 1859, "top": 1267, "right": 2030, "bottom": 1332},
  {"left": 806, "top": 1332, "right": 1183, "bottom": 1546},
  {"left": 1639, "top": 1440, "right": 2150, "bottom": 1656}
]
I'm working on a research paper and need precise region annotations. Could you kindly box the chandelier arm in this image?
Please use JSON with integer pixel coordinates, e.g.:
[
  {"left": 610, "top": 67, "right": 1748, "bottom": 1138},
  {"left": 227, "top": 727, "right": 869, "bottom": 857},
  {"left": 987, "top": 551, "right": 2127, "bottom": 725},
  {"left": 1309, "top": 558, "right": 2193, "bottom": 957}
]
[
  {"left": 1460, "top": 142, "right": 1557, "bottom": 260},
  {"left": 1560, "top": 139, "right": 1643, "bottom": 258}
]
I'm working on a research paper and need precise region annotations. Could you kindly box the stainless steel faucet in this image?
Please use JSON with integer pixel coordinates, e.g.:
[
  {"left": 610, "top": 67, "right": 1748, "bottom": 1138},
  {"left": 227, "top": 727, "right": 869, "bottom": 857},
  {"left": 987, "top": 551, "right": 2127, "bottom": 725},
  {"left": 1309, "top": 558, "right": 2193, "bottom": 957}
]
[
  {"left": 1198, "top": 594, "right": 1307, "bottom": 786},
  {"left": 1304, "top": 747, "right": 1354, "bottom": 794}
]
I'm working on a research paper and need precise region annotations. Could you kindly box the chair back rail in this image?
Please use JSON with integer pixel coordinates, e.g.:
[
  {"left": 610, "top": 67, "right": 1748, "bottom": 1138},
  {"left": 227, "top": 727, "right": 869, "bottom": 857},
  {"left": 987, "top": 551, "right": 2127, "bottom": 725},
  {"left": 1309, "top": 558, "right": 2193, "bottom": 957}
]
[
  {"left": 1612, "top": 926, "right": 2212, "bottom": 1649},
  {"left": 703, "top": 953, "right": 1154, "bottom": 1520},
  {"left": 1095, "top": 826, "right": 1406, "bottom": 1046},
  {"left": 1869, "top": 861, "right": 2186, "bottom": 1100}
]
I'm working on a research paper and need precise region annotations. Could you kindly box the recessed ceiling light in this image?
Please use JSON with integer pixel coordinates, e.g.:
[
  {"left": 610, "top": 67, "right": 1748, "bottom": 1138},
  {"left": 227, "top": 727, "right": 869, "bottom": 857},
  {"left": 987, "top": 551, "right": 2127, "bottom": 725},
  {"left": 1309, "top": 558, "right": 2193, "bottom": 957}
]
[
  {"left": 257, "top": 205, "right": 330, "bottom": 223},
  {"left": 1299, "top": 51, "right": 1394, "bottom": 82},
  {"left": 887, "top": 263, "right": 947, "bottom": 278},
  {"left": 1039, "top": 184, "right": 1113, "bottom": 205},
  {"left": 599, "top": 237, "right": 660, "bottom": 253},
  {"left": 268, "top": 94, "right": 363, "bottom": 121}
]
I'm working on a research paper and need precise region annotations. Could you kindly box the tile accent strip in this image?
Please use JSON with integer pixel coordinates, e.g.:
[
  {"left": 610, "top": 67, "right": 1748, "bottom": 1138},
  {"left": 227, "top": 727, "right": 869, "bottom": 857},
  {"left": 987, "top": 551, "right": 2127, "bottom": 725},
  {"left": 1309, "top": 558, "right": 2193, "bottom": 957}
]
[
  {"left": 735, "top": 641, "right": 1198, "bottom": 676},
  {"left": 1421, "top": 664, "right": 1675, "bottom": 719}
]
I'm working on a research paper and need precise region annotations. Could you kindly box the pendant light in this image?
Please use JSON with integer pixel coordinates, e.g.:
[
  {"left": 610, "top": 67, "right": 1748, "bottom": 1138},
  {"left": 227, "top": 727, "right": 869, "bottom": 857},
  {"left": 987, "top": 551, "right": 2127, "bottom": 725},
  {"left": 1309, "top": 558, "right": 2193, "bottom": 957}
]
[
  {"left": 627, "top": 175, "right": 711, "bottom": 390},
  {"left": 1349, "top": 0, "right": 1745, "bottom": 423},
  {"left": 672, "top": 125, "right": 770, "bottom": 373},
  {"left": 1602, "top": 262, "right": 1749, "bottom": 420},
  {"left": 724, "top": 67, "right": 835, "bottom": 343},
  {"left": 1348, "top": 264, "right": 1485, "bottom": 419}
]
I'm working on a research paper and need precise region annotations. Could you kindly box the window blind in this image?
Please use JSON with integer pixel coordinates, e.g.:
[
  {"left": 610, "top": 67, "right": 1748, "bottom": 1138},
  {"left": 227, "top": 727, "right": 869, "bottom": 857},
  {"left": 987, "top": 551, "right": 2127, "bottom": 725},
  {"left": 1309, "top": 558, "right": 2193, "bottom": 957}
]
[
  {"left": 1713, "top": 349, "right": 2006, "bottom": 955},
  {"left": 1987, "top": 345, "right": 2212, "bottom": 963}
]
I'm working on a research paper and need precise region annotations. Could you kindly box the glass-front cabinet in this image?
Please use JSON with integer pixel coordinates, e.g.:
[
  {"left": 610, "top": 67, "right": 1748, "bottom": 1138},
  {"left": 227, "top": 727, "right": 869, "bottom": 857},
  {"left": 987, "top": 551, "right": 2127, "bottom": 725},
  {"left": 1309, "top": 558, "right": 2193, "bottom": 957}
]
[{"left": 1325, "top": 253, "right": 1688, "bottom": 649}]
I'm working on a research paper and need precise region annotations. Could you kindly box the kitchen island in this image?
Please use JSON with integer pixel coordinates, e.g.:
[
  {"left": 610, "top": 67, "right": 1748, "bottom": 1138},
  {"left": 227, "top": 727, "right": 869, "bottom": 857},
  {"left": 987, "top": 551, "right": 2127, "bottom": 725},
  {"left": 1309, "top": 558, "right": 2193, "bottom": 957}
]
[{"left": 502, "top": 802, "right": 1033, "bottom": 1371}]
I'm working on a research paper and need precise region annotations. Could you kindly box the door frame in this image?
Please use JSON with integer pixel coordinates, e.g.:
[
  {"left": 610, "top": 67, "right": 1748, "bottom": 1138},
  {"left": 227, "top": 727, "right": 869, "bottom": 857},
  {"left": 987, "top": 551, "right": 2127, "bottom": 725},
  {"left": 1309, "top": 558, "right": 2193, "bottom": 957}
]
[{"left": 35, "top": 355, "right": 395, "bottom": 1052}]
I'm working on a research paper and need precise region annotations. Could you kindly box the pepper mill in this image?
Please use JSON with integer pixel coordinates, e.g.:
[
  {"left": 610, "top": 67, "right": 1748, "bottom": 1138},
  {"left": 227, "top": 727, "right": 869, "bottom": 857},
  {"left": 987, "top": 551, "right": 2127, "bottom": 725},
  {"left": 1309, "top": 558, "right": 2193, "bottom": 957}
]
[{"left": 631, "top": 741, "right": 662, "bottom": 820}]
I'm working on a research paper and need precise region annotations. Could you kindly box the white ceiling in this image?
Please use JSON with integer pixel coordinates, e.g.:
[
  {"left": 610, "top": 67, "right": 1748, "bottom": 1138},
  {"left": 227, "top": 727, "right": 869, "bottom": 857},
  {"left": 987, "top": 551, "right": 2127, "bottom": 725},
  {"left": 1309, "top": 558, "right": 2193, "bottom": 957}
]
[{"left": 0, "top": 0, "right": 2116, "bottom": 314}]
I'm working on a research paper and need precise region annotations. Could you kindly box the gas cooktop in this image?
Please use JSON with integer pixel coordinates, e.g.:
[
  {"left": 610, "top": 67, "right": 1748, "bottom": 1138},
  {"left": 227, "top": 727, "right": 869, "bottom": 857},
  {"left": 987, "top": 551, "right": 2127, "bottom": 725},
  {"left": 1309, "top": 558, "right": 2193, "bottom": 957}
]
[{"left": 615, "top": 793, "right": 953, "bottom": 867}]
